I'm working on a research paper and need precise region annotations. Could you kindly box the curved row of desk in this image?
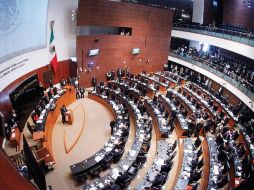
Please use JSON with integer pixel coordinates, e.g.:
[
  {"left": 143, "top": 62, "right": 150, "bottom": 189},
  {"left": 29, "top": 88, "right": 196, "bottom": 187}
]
[
  {"left": 70, "top": 92, "right": 130, "bottom": 181},
  {"left": 135, "top": 140, "right": 176, "bottom": 189},
  {"left": 81, "top": 87, "right": 152, "bottom": 190},
  {"left": 65, "top": 70, "right": 254, "bottom": 190},
  {"left": 134, "top": 71, "right": 252, "bottom": 189},
  {"left": 33, "top": 86, "right": 76, "bottom": 163}
]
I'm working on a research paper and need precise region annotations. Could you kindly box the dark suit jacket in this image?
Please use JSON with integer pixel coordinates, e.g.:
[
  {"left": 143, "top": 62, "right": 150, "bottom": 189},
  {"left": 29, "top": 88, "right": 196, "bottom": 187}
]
[{"left": 60, "top": 106, "right": 67, "bottom": 116}]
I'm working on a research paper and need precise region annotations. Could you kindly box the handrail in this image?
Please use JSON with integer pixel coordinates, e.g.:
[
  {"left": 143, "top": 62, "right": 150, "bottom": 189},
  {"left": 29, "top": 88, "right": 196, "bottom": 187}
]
[
  {"left": 173, "top": 23, "right": 254, "bottom": 47},
  {"left": 169, "top": 51, "right": 254, "bottom": 100}
]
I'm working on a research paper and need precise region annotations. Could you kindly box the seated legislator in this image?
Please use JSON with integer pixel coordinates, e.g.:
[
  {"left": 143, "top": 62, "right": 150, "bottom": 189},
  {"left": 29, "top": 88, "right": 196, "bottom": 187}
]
[{"left": 60, "top": 105, "right": 73, "bottom": 124}]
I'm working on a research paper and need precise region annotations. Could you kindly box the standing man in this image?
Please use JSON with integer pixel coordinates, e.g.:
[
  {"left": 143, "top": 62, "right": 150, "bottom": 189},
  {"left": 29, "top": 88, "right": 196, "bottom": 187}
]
[
  {"left": 106, "top": 71, "right": 112, "bottom": 81},
  {"left": 60, "top": 105, "right": 68, "bottom": 124},
  {"left": 92, "top": 76, "right": 97, "bottom": 91},
  {"left": 117, "top": 68, "right": 123, "bottom": 80},
  {"left": 80, "top": 87, "right": 85, "bottom": 98}
]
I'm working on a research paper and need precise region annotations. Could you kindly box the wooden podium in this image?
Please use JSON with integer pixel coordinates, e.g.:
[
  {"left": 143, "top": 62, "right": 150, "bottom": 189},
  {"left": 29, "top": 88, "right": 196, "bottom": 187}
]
[
  {"left": 66, "top": 110, "right": 74, "bottom": 125},
  {"left": 10, "top": 128, "right": 21, "bottom": 146}
]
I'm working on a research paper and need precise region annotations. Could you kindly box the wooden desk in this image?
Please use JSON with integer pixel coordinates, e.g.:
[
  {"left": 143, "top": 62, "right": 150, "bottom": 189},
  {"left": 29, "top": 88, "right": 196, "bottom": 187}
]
[
  {"left": 144, "top": 101, "right": 163, "bottom": 139},
  {"left": 32, "top": 131, "right": 44, "bottom": 141},
  {"left": 66, "top": 110, "right": 74, "bottom": 125},
  {"left": 10, "top": 128, "right": 21, "bottom": 146},
  {"left": 42, "top": 86, "right": 76, "bottom": 163},
  {"left": 88, "top": 93, "right": 117, "bottom": 119}
]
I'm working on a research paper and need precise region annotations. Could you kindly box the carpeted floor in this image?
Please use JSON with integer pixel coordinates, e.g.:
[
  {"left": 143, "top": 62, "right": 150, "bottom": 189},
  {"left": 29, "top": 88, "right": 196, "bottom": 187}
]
[
  {"left": 46, "top": 95, "right": 114, "bottom": 190},
  {"left": 4, "top": 91, "right": 181, "bottom": 190}
]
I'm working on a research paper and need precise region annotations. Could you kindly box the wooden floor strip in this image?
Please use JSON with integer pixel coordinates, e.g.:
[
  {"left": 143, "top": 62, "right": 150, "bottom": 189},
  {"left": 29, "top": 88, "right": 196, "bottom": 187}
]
[{"left": 64, "top": 104, "right": 86, "bottom": 154}]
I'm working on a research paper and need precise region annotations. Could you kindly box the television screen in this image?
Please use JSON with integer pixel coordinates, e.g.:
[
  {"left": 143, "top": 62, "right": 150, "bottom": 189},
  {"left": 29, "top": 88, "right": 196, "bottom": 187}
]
[
  {"left": 132, "top": 48, "right": 140, "bottom": 55},
  {"left": 89, "top": 49, "right": 99, "bottom": 56}
]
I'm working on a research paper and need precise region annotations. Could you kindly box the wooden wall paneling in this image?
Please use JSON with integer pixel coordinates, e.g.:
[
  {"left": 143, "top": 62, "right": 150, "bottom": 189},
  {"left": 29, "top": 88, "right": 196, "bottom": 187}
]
[
  {"left": 223, "top": 0, "right": 254, "bottom": 28},
  {"left": 0, "top": 59, "right": 74, "bottom": 122},
  {"left": 77, "top": 0, "right": 173, "bottom": 87},
  {"left": 203, "top": 0, "right": 213, "bottom": 25}
]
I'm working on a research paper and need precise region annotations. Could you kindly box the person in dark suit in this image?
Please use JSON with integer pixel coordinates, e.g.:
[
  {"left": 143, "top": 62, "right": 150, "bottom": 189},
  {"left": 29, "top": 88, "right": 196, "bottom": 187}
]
[
  {"left": 106, "top": 71, "right": 112, "bottom": 81},
  {"left": 53, "top": 86, "right": 58, "bottom": 95},
  {"left": 110, "top": 120, "right": 117, "bottom": 135},
  {"left": 117, "top": 68, "right": 123, "bottom": 79},
  {"left": 161, "top": 160, "right": 172, "bottom": 173},
  {"left": 92, "top": 76, "right": 97, "bottom": 91},
  {"left": 115, "top": 172, "right": 129, "bottom": 185},
  {"left": 80, "top": 87, "right": 85, "bottom": 98},
  {"left": 111, "top": 70, "right": 115, "bottom": 80},
  {"left": 76, "top": 88, "right": 80, "bottom": 99},
  {"left": 60, "top": 105, "right": 68, "bottom": 124},
  {"left": 60, "top": 78, "right": 66, "bottom": 87},
  {"left": 49, "top": 80, "right": 54, "bottom": 88},
  {"left": 48, "top": 90, "right": 53, "bottom": 99},
  {"left": 152, "top": 173, "right": 164, "bottom": 186},
  {"left": 166, "top": 90, "right": 173, "bottom": 99},
  {"left": 170, "top": 109, "right": 177, "bottom": 126}
]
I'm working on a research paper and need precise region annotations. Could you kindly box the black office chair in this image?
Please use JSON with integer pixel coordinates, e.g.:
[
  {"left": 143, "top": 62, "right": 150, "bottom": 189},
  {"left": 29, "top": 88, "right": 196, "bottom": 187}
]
[
  {"left": 197, "top": 159, "right": 204, "bottom": 170},
  {"left": 75, "top": 172, "right": 88, "bottom": 183},
  {"left": 217, "top": 174, "right": 229, "bottom": 189},
  {"left": 189, "top": 171, "right": 202, "bottom": 183},
  {"left": 133, "top": 160, "right": 142, "bottom": 170},
  {"left": 213, "top": 105, "right": 218, "bottom": 112},
  {"left": 194, "top": 137, "right": 202, "bottom": 148},
  {"left": 127, "top": 165, "right": 139, "bottom": 177},
  {"left": 88, "top": 164, "right": 102, "bottom": 178},
  {"left": 196, "top": 148, "right": 203, "bottom": 158},
  {"left": 121, "top": 175, "right": 133, "bottom": 187},
  {"left": 108, "top": 83, "right": 112, "bottom": 89},
  {"left": 182, "top": 129, "right": 192, "bottom": 137},
  {"left": 170, "top": 151, "right": 177, "bottom": 160},
  {"left": 195, "top": 103, "right": 200, "bottom": 109},
  {"left": 169, "top": 140, "right": 177, "bottom": 151},
  {"left": 238, "top": 146, "right": 247, "bottom": 158},
  {"left": 232, "top": 131, "right": 240, "bottom": 140},
  {"left": 113, "top": 148, "right": 125, "bottom": 163},
  {"left": 191, "top": 182, "right": 200, "bottom": 190},
  {"left": 116, "top": 173, "right": 132, "bottom": 188},
  {"left": 216, "top": 134, "right": 223, "bottom": 145},
  {"left": 136, "top": 154, "right": 147, "bottom": 164},
  {"left": 169, "top": 125, "right": 175, "bottom": 134},
  {"left": 152, "top": 174, "right": 164, "bottom": 188},
  {"left": 161, "top": 161, "right": 173, "bottom": 173},
  {"left": 102, "top": 183, "right": 121, "bottom": 190},
  {"left": 101, "top": 153, "right": 114, "bottom": 170},
  {"left": 219, "top": 111, "right": 225, "bottom": 118},
  {"left": 222, "top": 161, "right": 230, "bottom": 174}
]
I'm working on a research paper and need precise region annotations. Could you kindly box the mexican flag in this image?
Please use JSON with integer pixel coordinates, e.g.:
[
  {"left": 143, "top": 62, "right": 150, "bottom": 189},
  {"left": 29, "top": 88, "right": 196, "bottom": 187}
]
[{"left": 49, "top": 21, "right": 58, "bottom": 74}]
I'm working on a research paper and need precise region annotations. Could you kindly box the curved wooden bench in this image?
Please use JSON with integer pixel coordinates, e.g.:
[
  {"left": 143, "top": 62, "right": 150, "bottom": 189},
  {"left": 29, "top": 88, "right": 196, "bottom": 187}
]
[{"left": 39, "top": 86, "right": 76, "bottom": 163}]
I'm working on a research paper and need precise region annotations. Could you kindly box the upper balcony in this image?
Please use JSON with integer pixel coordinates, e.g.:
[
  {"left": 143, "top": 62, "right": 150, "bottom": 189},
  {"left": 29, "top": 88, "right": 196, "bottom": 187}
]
[
  {"left": 172, "top": 23, "right": 254, "bottom": 60},
  {"left": 168, "top": 51, "right": 254, "bottom": 112}
]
